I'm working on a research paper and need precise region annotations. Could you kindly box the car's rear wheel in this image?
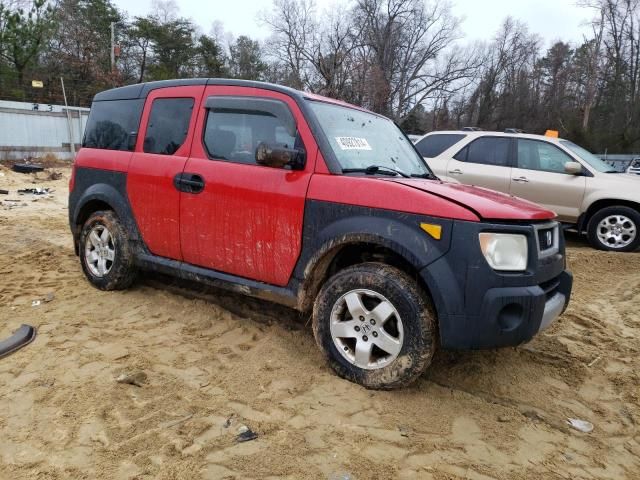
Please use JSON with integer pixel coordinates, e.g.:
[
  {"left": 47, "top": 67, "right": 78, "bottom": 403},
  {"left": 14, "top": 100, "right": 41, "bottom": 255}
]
[
  {"left": 79, "top": 210, "right": 136, "bottom": 290},
  {"left": 313, "top": 262, "right": 436, "bottom": 389},
  {"left": 587, "top": 206, "right": 640, "bottom": 252}
]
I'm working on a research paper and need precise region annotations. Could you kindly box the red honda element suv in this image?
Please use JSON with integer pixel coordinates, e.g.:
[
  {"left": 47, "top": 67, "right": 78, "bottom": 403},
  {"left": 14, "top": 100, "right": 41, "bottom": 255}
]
[{"left": 69, "top": 79, "right": 573, "bottom": 389}]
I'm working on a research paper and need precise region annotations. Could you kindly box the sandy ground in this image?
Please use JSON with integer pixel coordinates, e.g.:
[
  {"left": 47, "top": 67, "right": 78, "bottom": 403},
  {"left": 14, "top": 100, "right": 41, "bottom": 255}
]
[{"left": 0, "top": 164, "right": 639, "bottom": 480}]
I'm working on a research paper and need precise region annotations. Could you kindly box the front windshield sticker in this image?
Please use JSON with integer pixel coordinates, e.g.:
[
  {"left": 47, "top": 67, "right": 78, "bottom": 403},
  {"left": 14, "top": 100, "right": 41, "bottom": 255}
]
[{"left": 335, "top": 136, "right": 372, "bottom": 151}]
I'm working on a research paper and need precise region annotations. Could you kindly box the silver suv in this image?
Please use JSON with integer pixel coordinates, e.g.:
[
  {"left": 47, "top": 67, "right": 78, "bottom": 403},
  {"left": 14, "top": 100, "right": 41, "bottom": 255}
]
[{"left": 415, "top": 130, "right": 640, "bottom": 252}]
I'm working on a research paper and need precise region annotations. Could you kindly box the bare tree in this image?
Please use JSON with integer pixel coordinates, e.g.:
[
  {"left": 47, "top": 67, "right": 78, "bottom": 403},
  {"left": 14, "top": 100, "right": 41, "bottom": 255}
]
[
  {"left": 260, "top": 0, "right": 317, "bottom": 89},
  {"left": 353, "top": 0, "right": 475, "bottom": 121}
]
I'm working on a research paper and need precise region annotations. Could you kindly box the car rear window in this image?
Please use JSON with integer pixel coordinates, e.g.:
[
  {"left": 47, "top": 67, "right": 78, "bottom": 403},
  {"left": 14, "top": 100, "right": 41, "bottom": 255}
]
[
  {"left": 143, "top": 98, "right": 194, "bottom": 155},
  {"left": 455, "top": 137, "right": 511, "bottom": 166},
  {"left": 415, "top": 134, "right": 466, "bottom": 158},
  {"left": 83, "top": 99, "right": 144, "bottom": 151}
]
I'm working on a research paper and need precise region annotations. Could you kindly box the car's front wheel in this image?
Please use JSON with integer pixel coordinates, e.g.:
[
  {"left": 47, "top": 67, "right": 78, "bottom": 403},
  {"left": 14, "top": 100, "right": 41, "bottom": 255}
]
[
  {"left": 587, "top": 206, "right": 640, "bottom": 252},
  {"left": 79, "top": 210, "right": 137, "bottom": 290},
  {"left": 313, "top": 263, "right": 436, "bottom": 389}
]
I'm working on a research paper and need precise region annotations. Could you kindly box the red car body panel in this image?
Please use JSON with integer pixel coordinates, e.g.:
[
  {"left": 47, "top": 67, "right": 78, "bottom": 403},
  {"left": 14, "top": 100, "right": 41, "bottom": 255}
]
[
  {"left": 75, "top": 149, "right": 132, "bottom": 173},
  {"left": 126, "top": 85, "right": 205, "bottom": 260},
  {"left": 179, "top": 85, "right": 319, "bottom": 286},
  {"left": 307, "top": 174, "right": 480, "bottom": 221},
  {"left": 389, "top": 179, "right": 557, "bottom": 221}
]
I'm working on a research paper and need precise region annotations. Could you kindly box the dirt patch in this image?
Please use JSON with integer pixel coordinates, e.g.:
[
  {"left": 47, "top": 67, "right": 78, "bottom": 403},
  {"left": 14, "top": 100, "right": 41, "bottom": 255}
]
[{"left": 1, "top": 167, "right": 639, "bottom": 479}]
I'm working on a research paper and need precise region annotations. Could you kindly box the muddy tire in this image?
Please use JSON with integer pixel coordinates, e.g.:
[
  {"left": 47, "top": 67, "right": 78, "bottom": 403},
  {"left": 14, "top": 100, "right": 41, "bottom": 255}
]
[
  {"left": 313, "top": 262, "right": 436, "bottom": 389},
  {"left": 587, "top": 206, "right": 640, "bottom": 252},
  {"left": 79, "top": 210, "right": 136, "bottom": 290}
]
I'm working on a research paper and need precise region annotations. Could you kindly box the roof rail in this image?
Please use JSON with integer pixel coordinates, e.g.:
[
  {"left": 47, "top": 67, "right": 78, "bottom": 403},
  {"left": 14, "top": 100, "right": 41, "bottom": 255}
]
[
  {"left": 504, "top": 128, "right": 524, "bottom": 134},
  {"left": 461, "top": 127, "right": 483, "bottom": 131}
]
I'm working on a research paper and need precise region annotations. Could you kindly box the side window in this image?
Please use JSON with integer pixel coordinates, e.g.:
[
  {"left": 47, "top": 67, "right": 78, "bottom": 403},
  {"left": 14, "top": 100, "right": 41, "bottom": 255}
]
[
  {"left": 455, "top": 137, "right": 511, "bottom": 166},
  {"left": 517, "top": 139, "right": 573, "bottom": 173},
  {"left": 144, "top": 98, "right": 194, "bottom": 155},
  {"left": 203, "top": 98, "right": 297, "bottom": 165},
  {"left": 83, "top": 99, "right": 144, "bottom": 151},
  {"left": 415, "top": 134, "right": 466, "bottom": 158}
]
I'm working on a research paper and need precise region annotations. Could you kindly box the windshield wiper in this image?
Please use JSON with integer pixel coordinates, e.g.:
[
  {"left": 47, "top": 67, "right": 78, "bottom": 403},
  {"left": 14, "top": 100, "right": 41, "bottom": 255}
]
[
  {"left": 342, "top": 165, "right": 411, "bottom": 178},
  {"left": 410, "top": 172, "right": 438, "bottom": 179}
]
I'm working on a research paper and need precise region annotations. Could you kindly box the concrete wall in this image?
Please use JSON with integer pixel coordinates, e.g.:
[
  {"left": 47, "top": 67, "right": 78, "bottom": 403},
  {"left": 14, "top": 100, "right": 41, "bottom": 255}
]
[{"left": 0, "top": 100, "right": 90, "bottom": 161}]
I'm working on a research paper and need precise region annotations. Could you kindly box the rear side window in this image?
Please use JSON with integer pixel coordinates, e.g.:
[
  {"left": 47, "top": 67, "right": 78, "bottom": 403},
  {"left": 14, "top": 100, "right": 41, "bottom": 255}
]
[
  {"left": 83, "top": 99, "right": 144, "bottom": 151},
  {"left": 415, "top": 134, "right": 466, "bottom": 158},
  {"left": 454, "top": 137, "right": 511, "bottom": 167},
  {"left": 203, "top": 98, "right": 297, "bottom": 165},
  {"left": 143, "top": 98, "right": 194, "bottom": 155}
]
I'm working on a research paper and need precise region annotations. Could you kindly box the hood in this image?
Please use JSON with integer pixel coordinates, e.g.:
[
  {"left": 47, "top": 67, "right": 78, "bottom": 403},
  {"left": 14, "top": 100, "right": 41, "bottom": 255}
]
[
  {"left": 388, "top": 179, "right": 556, "bottom": 221},
  {"left": 595, "top": 172, "right": 640, "bottom": 183}
]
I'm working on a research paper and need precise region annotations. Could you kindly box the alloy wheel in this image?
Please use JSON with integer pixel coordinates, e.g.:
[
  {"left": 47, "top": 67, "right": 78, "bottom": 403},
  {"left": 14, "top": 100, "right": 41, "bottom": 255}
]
[
  {"left": 84, "top": 224, "right": 115, "bottom": 277},
  {"left": 330, "top": 288, "right": 404, "bottom": 370},
  {"left": 596, "top": 215, "right": 637, "bottom": 249}
]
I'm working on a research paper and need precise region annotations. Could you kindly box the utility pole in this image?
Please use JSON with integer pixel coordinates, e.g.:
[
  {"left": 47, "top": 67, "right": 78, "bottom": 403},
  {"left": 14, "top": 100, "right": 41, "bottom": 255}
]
[
  {"left": 60, "top": 77, "right": 76, "bottom": 160},
  {"left": 110, "top": 22, "right": 116, "bottom": 73}
]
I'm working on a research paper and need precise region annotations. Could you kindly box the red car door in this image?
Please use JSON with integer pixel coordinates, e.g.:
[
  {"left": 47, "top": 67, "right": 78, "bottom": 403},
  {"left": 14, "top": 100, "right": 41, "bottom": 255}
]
[
  {"left": 180, "top": 85, "right": 318, "bottom": 286},
  {"left": 127, "top": 85, "right": 205, "bottom": 260}
]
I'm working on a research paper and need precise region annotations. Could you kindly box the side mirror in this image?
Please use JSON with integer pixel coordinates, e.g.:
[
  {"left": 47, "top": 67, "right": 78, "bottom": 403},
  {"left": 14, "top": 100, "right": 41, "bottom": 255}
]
[
  {"left": 564, "top": 161, "right": 582, "bottom": 175},
  {"left": 256, "top": 142, "right": 306, "bottom": 170}
]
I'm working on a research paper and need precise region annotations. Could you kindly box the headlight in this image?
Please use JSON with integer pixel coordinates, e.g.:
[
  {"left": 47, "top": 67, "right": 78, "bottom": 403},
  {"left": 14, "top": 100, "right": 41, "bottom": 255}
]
[{"left": 479, "top": 233, "right": 528, "bottom": 271}]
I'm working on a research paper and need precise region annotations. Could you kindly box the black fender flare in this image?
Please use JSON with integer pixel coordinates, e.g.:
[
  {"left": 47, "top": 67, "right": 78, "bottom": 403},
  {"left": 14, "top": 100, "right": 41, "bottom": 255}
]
[
  {"left": 294, "top": 214, "right": 453, "bottom": 310},
  {"left": 69, "top": 182, "right": 142, "bottom": 248}
]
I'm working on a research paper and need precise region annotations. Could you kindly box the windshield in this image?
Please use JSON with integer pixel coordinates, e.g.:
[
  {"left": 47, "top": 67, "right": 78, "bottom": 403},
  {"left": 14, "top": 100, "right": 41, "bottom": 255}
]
[
  {"left": 560, "top": 140, "right": 615, "bottom": 173},
  {"left": 308, "top": 101, "right": 432, "bottom": 177}
]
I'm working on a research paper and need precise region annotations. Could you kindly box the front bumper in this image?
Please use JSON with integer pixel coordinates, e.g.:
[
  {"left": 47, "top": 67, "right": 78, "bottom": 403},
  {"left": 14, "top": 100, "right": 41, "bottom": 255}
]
[{"left": 420, "top": 219, "right": 573, "bottom": 350}]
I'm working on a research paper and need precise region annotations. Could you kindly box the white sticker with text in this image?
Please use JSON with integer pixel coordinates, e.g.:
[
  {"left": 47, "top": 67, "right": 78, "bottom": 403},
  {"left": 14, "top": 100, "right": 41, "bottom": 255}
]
[{"left": 335, "top": 136, "right": 372, "bottom": 150}]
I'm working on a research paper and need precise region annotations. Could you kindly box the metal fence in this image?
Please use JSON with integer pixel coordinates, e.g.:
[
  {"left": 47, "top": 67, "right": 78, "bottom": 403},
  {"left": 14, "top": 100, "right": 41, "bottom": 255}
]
[
  {"left": 0, "top": 100, "right": 89, "bottom": 161},
  {"left": 596, "top": 154, "right": 640, "bottom": 172}
]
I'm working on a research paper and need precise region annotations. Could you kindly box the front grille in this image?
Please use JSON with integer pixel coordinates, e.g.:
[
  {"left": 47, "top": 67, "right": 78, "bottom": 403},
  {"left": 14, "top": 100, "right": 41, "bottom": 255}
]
[
  {"left": 537, "top": 227, "right": 555, "bottom": 251},
  {"left": 534, "top": 222, "right": 559, "bottom": 258}
]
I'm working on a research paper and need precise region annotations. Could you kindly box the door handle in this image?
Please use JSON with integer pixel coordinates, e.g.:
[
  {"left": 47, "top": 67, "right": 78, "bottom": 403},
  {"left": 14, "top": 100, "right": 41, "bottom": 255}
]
[
  {"left": 174, "top": 173, "right": 205, "bottom": 193},
  {"left": 449, "top": 169, "right": 463, "bottom": 175},
  {"left": 512, "top": 176, "right": 529, "bottom": 183}
]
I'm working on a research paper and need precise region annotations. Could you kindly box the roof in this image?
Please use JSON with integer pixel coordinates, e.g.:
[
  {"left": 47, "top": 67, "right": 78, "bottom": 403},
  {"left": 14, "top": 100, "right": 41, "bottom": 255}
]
[
  {"left": 92, "top": 78, "right": 373, "bottom": 113},
  {"left": 419, "top": 130, "right": 566, "bottom": 144}
]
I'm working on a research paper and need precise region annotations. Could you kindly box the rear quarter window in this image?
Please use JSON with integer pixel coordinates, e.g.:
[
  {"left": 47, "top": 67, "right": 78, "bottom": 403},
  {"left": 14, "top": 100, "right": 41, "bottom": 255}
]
[
  {"left": 83, "top": 99, "right": 144, "bottom": 151},
  {"left": 455, "top": 137, "right": 511, "bottom": 166},
  {"left": 415, "top": 134, "right": 466, "bottom": 158},
  {"left": 143, "top": 98, "right": 194, "bottom": 155}
]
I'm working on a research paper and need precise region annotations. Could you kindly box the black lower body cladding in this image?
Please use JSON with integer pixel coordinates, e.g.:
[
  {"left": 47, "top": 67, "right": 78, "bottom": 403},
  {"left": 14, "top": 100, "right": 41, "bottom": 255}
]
[{"left": 420, "top": 219, "right": 573, "bottom": 349}]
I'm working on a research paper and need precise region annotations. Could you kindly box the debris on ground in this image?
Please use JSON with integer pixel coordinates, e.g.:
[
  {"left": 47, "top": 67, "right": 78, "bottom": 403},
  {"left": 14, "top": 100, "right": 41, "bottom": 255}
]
[
  {"left": 587, "top": 356, "right": 602, "bottom": 367},
  {"left": 0, "top": 324, "right": 36, "bottom": 359},
  {"left": 12, "top": 163, "right": 44, "bottom": 174},
  {"left": 160, "top": 413, "right": 194, "bottom": 429},
  {"left": 567, "top": 418, "right": 594, "bottom": 433},
  {"left": 47, "top": 171, "right": 63, "bottom": 181},
  {"left": 43, "top": 292, "right": 55, "bottom": 303},
  {"left": 18, "top": 187, "right": 53, "bottom": 196},
  {"left": 116, "top": 371, "right": 148, "bottom": 387},
  {"left": 31, "top": 300, "right": 41, "bottom": 307},
  {"left": 236, "top": 425, "right": 258, "bottom": 443}
]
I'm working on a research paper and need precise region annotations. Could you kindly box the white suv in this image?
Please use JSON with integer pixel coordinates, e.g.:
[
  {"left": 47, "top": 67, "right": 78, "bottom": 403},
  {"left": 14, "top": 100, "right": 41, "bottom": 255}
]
[
  {"left": 627, "top": 158, "right": 640, "bottom": 175},
  {"left": 415, "top": 130, "right": 640, "bottom": 252}
]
